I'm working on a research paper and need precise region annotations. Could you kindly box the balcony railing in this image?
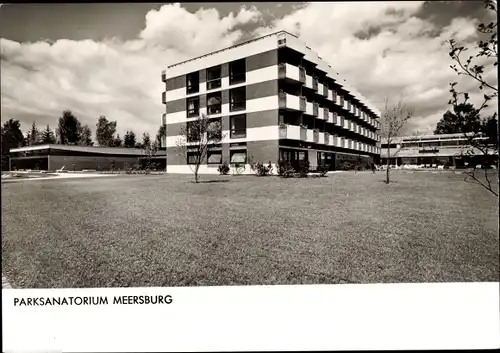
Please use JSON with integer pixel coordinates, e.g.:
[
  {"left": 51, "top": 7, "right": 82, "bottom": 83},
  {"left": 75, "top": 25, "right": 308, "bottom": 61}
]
[
  {"left": 300, "top": 125, "right": 307, "bottom": 140},
  {"left": 324, "top": 132, "right": 330, "bottom": 145},
  {"left": 278, "top": 93, "right": 306, "bottom": 112},
  {"left": 323, "top": 108, "right": 329, "bottom": 120},
  {"left": 313, "top": 103, "right": 319, "bottom": 117},
  {"left": 317, "top": 82, "right": 323, "bottom": 95},
  {"left": 305, "top": 101, "right": 314, "bottom": 116},
  {"left": 299, "top": 66, "right": 306, "bottom": 83},
  {"left": 279, "top": 124, "right": 301, "bottom": 140},
  {"left": 313, "top": 129, "right": 319, "bottom": 143},
  {"left": 278, "top": 63, "right": 304, "bottom": 83},
  {"left": 318, "top": 107, "right": 324, "bottom": 120},
  {"left": 305, "top": 75, "right": 313, "bottom": 89}
]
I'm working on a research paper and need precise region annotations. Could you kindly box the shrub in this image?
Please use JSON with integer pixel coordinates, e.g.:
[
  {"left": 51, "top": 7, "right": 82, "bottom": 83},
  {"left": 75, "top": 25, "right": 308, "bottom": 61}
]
[
  {"left": 232, "top": 163, "right": 246, "bottom": 175},
  {"left": 277, "top": 160, "right": 294, "bottom": 178},
  {"left": 338, "top": 161, "right": 354, "bottom": 171},
  {"left": 316, "top": 164, "right": 329, "bottom": 177},
  {"left": 251, "top": 161, "right": 273, "bottom": 176},
  {"left": 218, "top": 162, "right": 230, "bottom": 175}
]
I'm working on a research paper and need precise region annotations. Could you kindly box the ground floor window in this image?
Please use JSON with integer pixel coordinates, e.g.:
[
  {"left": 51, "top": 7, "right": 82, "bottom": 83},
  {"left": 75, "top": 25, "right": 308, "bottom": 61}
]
[
  {"left": 187, "top": 151, "right": 200, "bottom": 165},
  {"left": 207, "top": 150, "right": 222, "bottom": 164},
  {"left": 230, "top": 149, "right": 247, "bottom": 164}
]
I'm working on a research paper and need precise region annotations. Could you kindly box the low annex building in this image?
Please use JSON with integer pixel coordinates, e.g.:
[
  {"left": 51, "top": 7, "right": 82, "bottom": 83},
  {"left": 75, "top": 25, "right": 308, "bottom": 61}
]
[{"left": 8, "top": 144, "right": 166, "bottom": 171}]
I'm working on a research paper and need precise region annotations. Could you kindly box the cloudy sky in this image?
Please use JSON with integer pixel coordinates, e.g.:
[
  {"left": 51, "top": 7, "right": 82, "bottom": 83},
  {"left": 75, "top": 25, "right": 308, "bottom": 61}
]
[{"left": 0, "top": 1, "right": 497, "bottom": 140}]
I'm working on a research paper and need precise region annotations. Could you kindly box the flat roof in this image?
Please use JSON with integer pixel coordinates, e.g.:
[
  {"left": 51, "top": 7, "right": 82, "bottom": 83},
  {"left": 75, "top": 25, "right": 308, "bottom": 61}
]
[
  {"left": 10, "top": 144, "right": 166, "bottom": 156},
  {"left": 167, "top": 30, "right": 296, "bottom": 69}
]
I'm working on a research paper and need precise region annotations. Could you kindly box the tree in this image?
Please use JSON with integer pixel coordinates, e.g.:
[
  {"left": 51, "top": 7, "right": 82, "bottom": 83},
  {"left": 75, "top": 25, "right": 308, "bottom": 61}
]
[
  {"left": 41, "top": 124, "right": 57, "bottom": 144},
  {"left": 95, "top": 116, "right": 117, "bottom": 147},
  {"left": 113, "top": 134, "right": 123, "bottom": 148},
  {"left": 447, "top": 0, "right": 498, "bottom": 196},
  {"left": 56, "top": 110, "right": 82, "bottom": 145},
  {"left": 142, "top": 141, "right": 159, "bottom": 173},
  {"left": 176, "top": 114, "right": 225, "bottom": 183},
  {"left": 380, "top": 96, "right": 414, "bottom": 184},
  {"left": 78, "top": 124, "right": 94, "bottom": 146},
  {"left": 434, "top": 103, "right": 481, "bottom": 134},
  {"left": 123, "top": 130, "right": 137, "bottom": 148},
  {"left": 1, "top": 119, "right": 25, "bottom": 170},
  {"left": 141, "top": 132, "right": 151, "bottom": 149},
  {"left": 156, "top": 125, "right": 166, "bottom": 149},
  {"left": 25, "top": 122, "right": 41, "bottom": 146}
]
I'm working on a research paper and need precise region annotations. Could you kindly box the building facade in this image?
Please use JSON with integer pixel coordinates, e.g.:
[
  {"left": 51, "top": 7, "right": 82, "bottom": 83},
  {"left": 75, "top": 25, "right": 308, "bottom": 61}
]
[
  {"left": 9, "top": 145, "right": 167, "bottom": 171},
  {"left": 162, "top": 31, "right": 381, "bottom": 174},
  {"left": 380, "top": 133, "right": 496, "bottom": 168}
]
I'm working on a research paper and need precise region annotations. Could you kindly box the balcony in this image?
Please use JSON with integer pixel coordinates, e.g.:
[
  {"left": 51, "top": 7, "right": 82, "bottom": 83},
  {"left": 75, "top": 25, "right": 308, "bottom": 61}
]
[
  {"left": 279, "top": 124, "right": 301, "bottom": 140},
  {"left": 279, "top": 93, "right": 306, "bottom": 111},
  {"left": 306, "top": 129, "right": 315, "bottom": 143},
  {"left": 323, "top": 108, "right": 329, "bottom": 121},
  {"left": 317, "top": 82, "right": 324, "bottom": 96},
  {"left": 343, "top": 119, "right": 349, "bottom": 130},
  {"left": 324, "top": 132, "right": 330, "bottom": 146},
  {"left": 305, "top": 75, "right": 314, "bottom": 90},
  {"left": 278, "top": 63, "right": 305, "bottom": 83},
  {"left": 161, "top": 70, "right": 166, "bottom": 82},
  {"left": 313, "top": 103, "right": 319, "bottom": 116},
  {"left": 300, "top": 125, "right": 307, "bottom": 140},
  {"left": 313, "top": 129, "right": 319, "bottom": 143},
  {"left": 318, "top": 132, "right": 325, "bottom": 145},
  {"left": 318, "top": 107, "right": 324, "bottom": 120},
  {"left": 305, "top": 101, "right": 314, "bottom": 116},
  {"left": 162, "top": 92, "right": 166, "bottom": 104},
  {"left": 328, "top": 89, "right": 334, "bottom": 101},
  {"left": 312, "top": 77, "right": 318, "bottom": 91}
]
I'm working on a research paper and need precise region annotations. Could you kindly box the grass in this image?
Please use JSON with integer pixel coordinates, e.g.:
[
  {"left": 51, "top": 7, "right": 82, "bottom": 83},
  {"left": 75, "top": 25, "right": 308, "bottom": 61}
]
[{"left": 1, "top": 171, "right": 498, "bottom": 288}]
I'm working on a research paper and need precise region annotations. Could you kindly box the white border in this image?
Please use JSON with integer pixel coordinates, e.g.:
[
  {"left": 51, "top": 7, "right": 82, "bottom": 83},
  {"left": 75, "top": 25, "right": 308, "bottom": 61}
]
[{"left": 2, "top": 283, "right": 499, "bottom": 351}]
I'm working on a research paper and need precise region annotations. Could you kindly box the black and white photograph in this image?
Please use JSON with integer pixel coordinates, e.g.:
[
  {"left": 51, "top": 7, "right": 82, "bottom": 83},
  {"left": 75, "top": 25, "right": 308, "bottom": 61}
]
[{"left": 1, "top": 1, "right": 499, "bottom": 351}]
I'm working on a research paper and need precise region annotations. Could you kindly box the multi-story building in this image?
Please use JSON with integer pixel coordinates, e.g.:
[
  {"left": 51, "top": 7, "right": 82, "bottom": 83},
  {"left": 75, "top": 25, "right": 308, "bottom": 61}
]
[
  {"left": 161, "top": 30, "right": 381, "bottom": 174},
  {"left": 380, "top": 133, "right": 497, "bottom": 168}
]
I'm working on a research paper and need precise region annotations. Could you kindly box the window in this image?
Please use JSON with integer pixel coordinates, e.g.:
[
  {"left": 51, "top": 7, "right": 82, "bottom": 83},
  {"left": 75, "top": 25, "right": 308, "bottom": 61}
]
[
  {"left": 230, "top": 59, "right": 246, "bottom": 85},
  {"left": 207, "top": 149, "right": 222, "bottom": 164},
  {"left": 186, "top": 97, "right": 200, "bottom": 118},
  {"left": 207, "top": 93, "right": 222, "bottom": 115},
  {"left": 230, "top": 149, "right": 247, "bottom": 164},
  {"left": 230, "top": 114, "right": 246, "bottom": 139},
  {"left": 187, "top": 151, "right": 200, "bottom": 164},
  {"left": 206, "top": 66, "right": 221, "bottom": 90},
  {"left": 186, "top": 121, "right": 200, "bottom": 142},
  {"left": 186, "top": 72, "right": 199, "bottom": 95},
  {"left": 230, "top": 87, "right": 246, "bottom": 111},
  {"left": 207, "top": 118, "right": 222, "bottom": 140}
]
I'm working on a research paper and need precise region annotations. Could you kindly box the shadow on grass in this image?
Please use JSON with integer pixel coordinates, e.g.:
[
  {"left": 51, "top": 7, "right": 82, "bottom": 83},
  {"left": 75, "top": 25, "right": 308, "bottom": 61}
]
[{"left": 190, "top": 180, "right": 230, "bottom": 184}]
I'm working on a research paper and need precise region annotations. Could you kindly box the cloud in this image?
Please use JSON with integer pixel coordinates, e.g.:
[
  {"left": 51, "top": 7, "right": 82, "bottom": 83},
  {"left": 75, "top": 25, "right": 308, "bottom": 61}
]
[
  {"left": 252, "top": 1, "right": 497, "bottom": 133},
  {"left": 0, "top": 3, "right": 262, "bottom": 140},
  {"left": 0, "top": 1, "right": 497, "bottom": 141}
]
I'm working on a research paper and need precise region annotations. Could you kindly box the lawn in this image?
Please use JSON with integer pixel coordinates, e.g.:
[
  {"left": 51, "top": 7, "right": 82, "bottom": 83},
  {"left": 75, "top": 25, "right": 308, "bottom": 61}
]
[{"left": 1, "top": 171, "right": 498, "bottom": 288}]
